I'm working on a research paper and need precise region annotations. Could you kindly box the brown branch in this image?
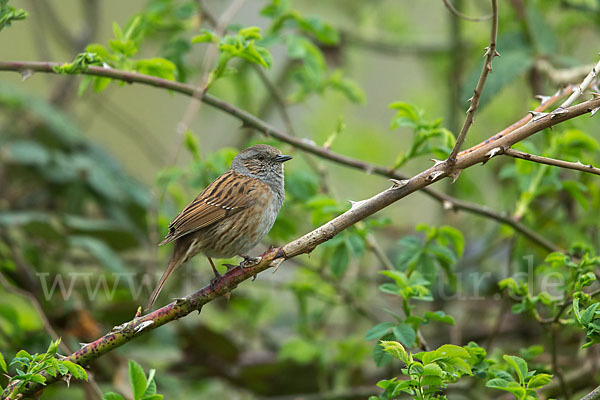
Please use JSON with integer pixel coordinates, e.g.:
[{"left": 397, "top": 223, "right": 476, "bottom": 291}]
[
  {"left": 442, "top": 0, "right": 493, "bottom": 22},
  {"left": 503, "top": 148, "right": 600, "bottom": 176},
  {"left": 2, "top": 63, "right": 599, "bottom": 396},
  {"left": 0, "top": 60, "right": 564, "bottom": 253},
  {"left": 446, "top": 0, "right": 498, "bottom": 165}
]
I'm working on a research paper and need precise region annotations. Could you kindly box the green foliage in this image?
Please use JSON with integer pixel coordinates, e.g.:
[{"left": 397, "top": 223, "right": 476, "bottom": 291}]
[
  {"left": 193, "top": 26, "right": 273, "bottom": 89},
  {"left": 372, "top": 341, "right": 477, "bottom": 400},
  {"left": 0, "top": 0, "right": 27, "bottom": 31},
  {"left": 388, "top": 103, "right": 455, "bottom": 168},
  {"left": 103, "top": 360, "right": 163, "bottom": 400},
  {"left": 260, "top": 0, "right": 364, "bottom": 103},
  {"left": 486, "top": 355, "right": 553, "bottom": 400},
  {"left": 2, "top": 339, "right": 87, "bottom": 396}
]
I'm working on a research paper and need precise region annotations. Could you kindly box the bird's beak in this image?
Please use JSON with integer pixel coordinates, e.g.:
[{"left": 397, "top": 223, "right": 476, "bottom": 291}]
[{"left": 274, "top": 154, "right": 293, "bottom": 162}]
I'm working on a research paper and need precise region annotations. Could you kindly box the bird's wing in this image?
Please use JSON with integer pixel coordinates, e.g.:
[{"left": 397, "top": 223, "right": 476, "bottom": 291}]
[{"left": 159, "top": 171, "right": 259, "bottom": 245}]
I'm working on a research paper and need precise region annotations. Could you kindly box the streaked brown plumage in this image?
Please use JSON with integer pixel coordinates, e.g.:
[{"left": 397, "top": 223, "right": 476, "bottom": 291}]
[{"left": 146, "top": 144, "right": 291, "bottom": 310}]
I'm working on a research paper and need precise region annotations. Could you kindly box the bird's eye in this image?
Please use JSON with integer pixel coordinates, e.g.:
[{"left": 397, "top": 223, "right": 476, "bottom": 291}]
[{"left": 257, "top": 155, "right": 265, "bottom": 161}]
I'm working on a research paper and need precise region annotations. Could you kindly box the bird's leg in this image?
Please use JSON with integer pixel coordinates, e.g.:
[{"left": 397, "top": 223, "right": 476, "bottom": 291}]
[{"left": 207, "top": 257, "right": 222, "bottom": 289}]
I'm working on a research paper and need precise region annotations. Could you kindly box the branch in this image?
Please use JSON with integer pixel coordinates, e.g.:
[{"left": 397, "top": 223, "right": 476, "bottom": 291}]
[
  {"left": 503, "top": 148, "right": 600, "bottom": 176},
  {"left": 0, "top": 60, "right": 564, "bottom": 253},
  {"left": 446, "top": 0, "right": 499, "bottom": 165},
  {"left": 4, "top": 78, "right": 600, "bottom": 397},
  {"left": 582, "top": 384, "right": 600, "bottom": 400}
]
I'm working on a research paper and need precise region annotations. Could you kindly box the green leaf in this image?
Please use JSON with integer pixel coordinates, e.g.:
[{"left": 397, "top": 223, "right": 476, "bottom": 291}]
[
  {"left": 392, "top": 323, "right": 416, "bottom": 347},
  {"left": 580, "top": 302, "right": 600, "bottom": 325},
  {"left": 527, "top": 373, "right": 553, "bottom": 389},
  {"left": 129, "top": 360, "right": 147, "bottom": 400},
  {"left": 503, "top": 355, "right": 528, "bottom": 385},
  {"left": 379, "top": 340, "right": 409, "bottom": 364},
  {"left": 61, "top": 360, "right": 88, "bottom": 381},
  {"left": 103, "top": 393, "right": 126, "bottom": 400},
  {"left": 365, "top": 322, "right": 395, "bottom": 340},
  {"left": 423, "top": 363, "right": 443, "bottom": 377},
  {"left": 46, "top": 338, "right": 61, "bottom": 358},
  {"left": 0, "top": 352, "right": 6, "bottom": 373},
  {"left": 135, "top": 58, "right": 177, "bottom": 81},
  {"left": 68, "top": 236, "right": 127, "bottom": 273},
  {"left": 424, "top": 311, "right": 455, "bottom": 325},
  {"left": 373, "top": 334, "right": 395, "bottom": 367},
  {"left": 29, "top": 374, "right": 46, "bottom": 385},
  {"left": 330, "top": 241, "right": 349, "bottom": 278},
  {"left": 192, "top": 29, "right": 219, "bottom": 43},
  {"left": 0, "top": 2, "right": 27, "bottom": 32}
]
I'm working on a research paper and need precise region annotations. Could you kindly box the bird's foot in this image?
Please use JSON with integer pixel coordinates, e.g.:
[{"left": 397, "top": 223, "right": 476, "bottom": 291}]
[{"left": 241, "top": 255, "right": 261, "bottom": 268}]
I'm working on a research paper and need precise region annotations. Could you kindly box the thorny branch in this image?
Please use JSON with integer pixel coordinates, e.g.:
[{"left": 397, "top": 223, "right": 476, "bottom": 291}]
[
  {"left": 503, "top": 148, "right": 600, "bottom": 176},
  {"left": 446, "top": 0, "right": 499, "bottom": 166}
]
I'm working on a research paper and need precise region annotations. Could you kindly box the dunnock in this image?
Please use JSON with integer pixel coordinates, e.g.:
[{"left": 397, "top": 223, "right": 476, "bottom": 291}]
[{"left": 146, "top": 144, "right": 292, "bottom": 310}]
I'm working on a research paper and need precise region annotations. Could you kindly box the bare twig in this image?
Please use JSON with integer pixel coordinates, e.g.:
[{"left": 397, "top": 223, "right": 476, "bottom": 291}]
[
  {"left": 446, "top": 0, "right": 499, "bottom": 166},
  {"left": 559, "top": 58, "right": 600, "bottom": 108},
  {"left": 503, "top": 148, "right": 600, "bottom": 176},
  {"left": 536, "top": 59, "right": 597, "bottom": 86},
  {"left": 168, "top": 0, "right": 246, "bottom": 165},
  {"left": 0, "top": 60, "right": 564, "bottom": 253},
  {"left": 442, "top": 0, "right": 493, "bottom": 22}
]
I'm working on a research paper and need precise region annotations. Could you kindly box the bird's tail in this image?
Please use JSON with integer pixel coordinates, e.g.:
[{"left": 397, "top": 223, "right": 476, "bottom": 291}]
[{"left": 145, "top": 255, "right": 183, "bottom": 311}]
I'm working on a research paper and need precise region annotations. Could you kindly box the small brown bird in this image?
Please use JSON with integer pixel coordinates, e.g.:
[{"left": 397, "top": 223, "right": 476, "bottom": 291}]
[{"left": 146, "top": 144, "right": 291, "bottom": 310}]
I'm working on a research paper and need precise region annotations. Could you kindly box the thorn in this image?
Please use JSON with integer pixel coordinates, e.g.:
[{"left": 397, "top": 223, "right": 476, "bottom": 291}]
[
  {"left": 134, "top": 320, "right": 154, "bottom": 333},
  {"left": 390, "top": 178, "right": 409, "bottom": 189},
  {"left": 365, "top": 165, "right": 374, "bottom": 174},
  {"left": 197, "top": 305, "right": 203, "bottom": 315},
  {"left": 111, "top": 323, "right": 127, "bottom": 333},
  {"left": 174, "top": 297, "right": 187, "bottom": 305},
  {"left": 592, "top": 68, "right": 597, "bottom": 78},
  {"left": 79, "top": 343, "right": 90, "bottom": 348},
  {"left": 485, "top": 147, "right": 502, "bottom": 159},
  {"left": 535, "top": 94, "right": 551, "bottom": 104},
  {"left": 301, "top": 138, "right": 317, "bottom": 146},
  {"left": 578, "top": 86, "right": 584, "bottom": 95},
  {"left": 467, "top": 96, "right": 474, "bottom": 103},
  {"left": 427, "top": 171, "right": 444, "bottom": 181},
  {"left": 134, "top": 306, "right": 142, "bottom": 318},
  {"left": 591, "top": 107, "right": 600, "bottom": 117},
  {"left": 528, "top": 111, "right": 548, "bottom": 121},
  {"left": 443, "top": 200, "right": 454, "bottom": 211},
  {"left": 349, "top": 199, "right": 366, "bottom": 208},
  {"left": 431, "top": 159, "right": 445, "bottom": 167},
  {"left": 224, "top": 292, "right": 231, "bottom": 302},
  {"left": 591, "top": 91, "right": 600, "bottom": 99},
  {"left": 576, "top": 161, "right": 585, "bottom": 166},
  {"left": 450, "top": 169, "right": 462, "bottom": 183},
  {"left": 272, "top": 258, "right": 284, "bottom": 273},
  {"left": 20, "top": 69, "right": 33, "bottom": 82},
  {"left": 494, "top": 50, "right": 501, "bottom": 57},
  {"left": 551, "top": 107, "right": 568, "bottom": 119}
]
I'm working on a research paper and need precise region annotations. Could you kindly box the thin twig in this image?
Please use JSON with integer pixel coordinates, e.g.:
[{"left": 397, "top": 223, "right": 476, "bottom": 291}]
[
  {"left": 551, "top": 325, "right": 570, "bottom": 400},
  {"left": 559, "top": 59, "right": 600, "bottom": 108},
  {"left": 503, "top": 148, "right": 600, "bottom": 176},
  {"left": 0, "top": 60, "right": 564, "bottom": 253},
  {"left": 442, "top": 0, "right": 493, "bottom": 22},
  {"left": 446, "top": 0, "right": 498, "bottom": 165}
]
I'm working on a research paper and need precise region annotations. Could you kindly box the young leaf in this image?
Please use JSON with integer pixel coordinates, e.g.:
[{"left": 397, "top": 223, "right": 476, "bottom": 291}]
[
  {"left": 503, "top": 355, "right": 528, "bottom": 385},
  {"left": 129, "top": 360, "right": 147, "bottom": 400}
]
